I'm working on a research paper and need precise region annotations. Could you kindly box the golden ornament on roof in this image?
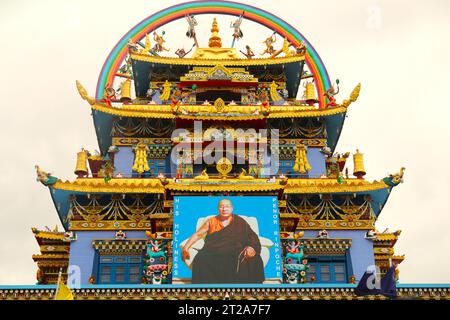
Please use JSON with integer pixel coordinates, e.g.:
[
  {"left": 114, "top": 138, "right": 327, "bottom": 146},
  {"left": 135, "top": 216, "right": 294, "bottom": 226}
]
[
  {"left": 304, "top": 81, "right": 318, "bottom": 105},
  {"left": 208, "top": 17, "right": 222, "bottom": 48},
  {"left": 120, "top": 79, "right": 132, "bottom": 102},
  {"left": 132, "top": 142, "right": 150, "bottom": 174},
  {"left": 269, "top": 81, "right": 282, "bottom": 102},
  {"left": 76, "top": 80, "right": 96, "bottom": 105},
  {"left": 214, "top": 98, "right": 225, "bottom": 112},
  {"left": 194, "top": 169, "right": 210, "bottom": 180},
  {"left": 74, "top": 149, "right": 89, "bottom": 178},
  {"left": 191, "top": 18, "right": 240, "bottom": 59},
  {"left": 341, "top": 83, "right": 361, "bottom": 108},
  {"left": 216, "top": 157, "right": 232, "bottom": 177},
  {"left": 159, "top": 80, "right": 171, "bottom": 101},
  {"left": 238, "top": 168, "right": 255, "bottom": 180},
  {"left": 353, "top": 149, "right": 366, "bottom": 179}
]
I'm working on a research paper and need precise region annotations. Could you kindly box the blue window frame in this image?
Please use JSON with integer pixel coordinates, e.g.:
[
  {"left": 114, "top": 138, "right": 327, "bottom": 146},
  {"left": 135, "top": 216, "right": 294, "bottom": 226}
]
[
  {"left": 279, "top": 160, "right": 309, "bottom": 178},
  {"left": 306, "top": 256, "right": 347, "bottom": 283},
  {"left": 98, "top": 256, "right": 142, "bottom": 284},
  {"left": 147, "top": 159, "right": 167, "bottom": 177},
  {"left": 279, "top": 160, "right": 294, "bottom": 175}
]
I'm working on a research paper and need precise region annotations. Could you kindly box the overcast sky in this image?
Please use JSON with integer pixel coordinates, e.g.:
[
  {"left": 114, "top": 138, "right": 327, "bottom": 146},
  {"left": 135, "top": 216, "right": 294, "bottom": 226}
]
[{"left": 0, "top": 0, "right": 449, "bottom": 284}]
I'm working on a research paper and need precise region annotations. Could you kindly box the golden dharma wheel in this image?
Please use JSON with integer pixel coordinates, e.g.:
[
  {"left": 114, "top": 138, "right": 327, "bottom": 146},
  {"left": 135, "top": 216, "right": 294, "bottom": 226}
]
[
  {"left": 216, "top": 157, "right": 232, "bottom": 177},
  {"left": 214, "top": 97, "right": 225, "bottom": 112}
]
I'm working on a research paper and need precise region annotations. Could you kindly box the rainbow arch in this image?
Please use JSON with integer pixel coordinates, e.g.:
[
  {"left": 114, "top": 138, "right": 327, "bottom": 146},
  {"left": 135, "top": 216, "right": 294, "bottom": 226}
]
[{"left": 96, "top": 0, "right": 331, "bottom": 108}]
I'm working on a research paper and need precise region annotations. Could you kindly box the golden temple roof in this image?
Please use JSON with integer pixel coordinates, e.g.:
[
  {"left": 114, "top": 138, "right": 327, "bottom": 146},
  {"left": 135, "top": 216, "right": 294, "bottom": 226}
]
[
  {"left": 129, "top": 51, "right": 304, "bottom": 66},
  {"left": 393, "top": 255, "right": 406, "bottom": 262},
  {"left": 374, "top": 230, "right": 402, "bottom": 241},
  {"left": 32, "top": 254, "right": 69, "bottom": 260},
  {"left": 89, "top": 102, "right": 348, "bottom": 120},
  {"left": 52, "top": 178, "right": 165, "bottom": 194},
  {"left": 283, "top": 178, "right": 391, "bottom": 194},
  {"left": 31, "top": 228, "right": 65, "bottom": 241},
  {"left": 374, "top": 255, "right": 405, "bottom": 264},
  {"left": 51, "top": 177, "right": 391, "bottom": 194}
]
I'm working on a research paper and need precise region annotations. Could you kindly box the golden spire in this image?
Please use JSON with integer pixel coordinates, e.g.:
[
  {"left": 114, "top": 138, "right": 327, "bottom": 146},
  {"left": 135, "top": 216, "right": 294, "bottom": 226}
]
[{"left": 208, "top": 17, "right": 222, "bottom": 48}]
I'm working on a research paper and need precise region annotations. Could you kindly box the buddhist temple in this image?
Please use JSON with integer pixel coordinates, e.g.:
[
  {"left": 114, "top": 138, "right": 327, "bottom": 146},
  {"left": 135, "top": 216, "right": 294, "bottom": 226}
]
[{"left": 0, "top": 1, "right": 448, "bottom": 301}]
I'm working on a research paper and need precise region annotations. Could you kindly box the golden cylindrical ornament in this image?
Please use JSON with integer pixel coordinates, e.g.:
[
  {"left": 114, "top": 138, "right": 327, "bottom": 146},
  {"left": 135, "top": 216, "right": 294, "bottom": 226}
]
[
  {"left": 75, "top": 150, "right": 88, "bottom": 177},
  {"left": 120, "top": 79, "right": 132, "bottom": 102},
  {"left": 353, "top": 149, "right": 366, "bottom": 179}
]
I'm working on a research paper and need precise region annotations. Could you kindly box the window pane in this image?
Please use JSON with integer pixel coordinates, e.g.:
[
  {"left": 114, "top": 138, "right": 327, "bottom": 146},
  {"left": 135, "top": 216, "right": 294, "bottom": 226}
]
[
  {"left": 101, "top": 266, "right": 111, "bottom": 274},
  {"left": 99, "top": 266, "right": 112, "bottom": 284},
  {"left": 99, "top": 255, "right": 144, "bottom": 284},
  {"left": 116, "top": 274, "right": 125, "bottom": 282},
  {"left": 100, "top": 274, "right": 111, "bottom": 283},
  {"left": 320, "top": 265, "right": 330, "bottom": 273},
  {"left": 321, "top": 273, "right": 330, "bottom": 282},
  {"left": 130, "top": 266, "right": 140, "bottom": 274},
  {"left": 116, "top": 266, "right": 125, "bottom": 274},
  {"left": 335, "top": 273, "right": 345, "bottom": 282},
  {"left": 334, "top": 265, "right": 345, "bottom": 273}
]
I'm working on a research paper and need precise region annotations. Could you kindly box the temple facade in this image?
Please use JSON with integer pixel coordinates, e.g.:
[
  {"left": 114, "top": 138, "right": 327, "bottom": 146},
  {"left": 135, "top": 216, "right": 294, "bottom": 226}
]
[{"left": 1, "top": 1, "right": 448, "bottom": 300}]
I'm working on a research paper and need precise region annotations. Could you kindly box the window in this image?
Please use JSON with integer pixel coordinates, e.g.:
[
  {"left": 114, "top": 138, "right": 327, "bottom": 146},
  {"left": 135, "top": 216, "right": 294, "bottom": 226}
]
[
  {"left": 306, "top": 265, "right": 316, "bottom": 283},
  {"left": 129, "top": 266, "right": 141, "bottom": 283},
  {"left": 306, "top": 257, "right": 347, "bottom": 283},
  {"left": 100, "top": 266, "right": 112, "bottom": 283},
  {"left": 334, "top": 264, "right": 346, "bottom": 282},
  {"left": 320, "top": 265, "right": 331, "bottom": 282},
  {"left": 98, "top": 256, "right": 142, "bottom": 284},
  {"left": 115, "top": 266, "right": 126, "bottom": 283}
]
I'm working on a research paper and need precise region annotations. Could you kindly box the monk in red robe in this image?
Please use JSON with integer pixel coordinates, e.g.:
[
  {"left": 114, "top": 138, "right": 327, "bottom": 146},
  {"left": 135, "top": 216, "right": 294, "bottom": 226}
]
[{"left": 182, "top": 199, "right": 265, "bottom": 284}]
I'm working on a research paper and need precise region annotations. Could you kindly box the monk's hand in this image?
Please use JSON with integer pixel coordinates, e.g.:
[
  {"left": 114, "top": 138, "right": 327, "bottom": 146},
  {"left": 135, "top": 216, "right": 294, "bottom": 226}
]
[
  {"left": 182, "top": 248, "right": 190, "bottom": 261},
  {"left": 244, "top": 246, "right": 256, "bottom": 258}
]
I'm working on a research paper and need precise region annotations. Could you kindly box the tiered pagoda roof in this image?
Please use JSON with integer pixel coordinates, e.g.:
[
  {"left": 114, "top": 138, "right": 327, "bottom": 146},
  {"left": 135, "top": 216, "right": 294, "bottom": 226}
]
[{"left": 31, "top": 228, "right": 70, "bottom": 285}]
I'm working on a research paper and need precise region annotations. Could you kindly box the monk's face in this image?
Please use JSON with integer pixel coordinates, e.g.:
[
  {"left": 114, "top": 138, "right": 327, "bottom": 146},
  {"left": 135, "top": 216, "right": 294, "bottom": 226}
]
[{"left": 218, "top": 200, "right": 233, "bottom": 217}]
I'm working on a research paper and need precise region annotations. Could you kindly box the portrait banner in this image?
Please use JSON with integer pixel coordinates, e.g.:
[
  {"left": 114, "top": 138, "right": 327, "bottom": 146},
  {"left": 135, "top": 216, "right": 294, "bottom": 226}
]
[{"left": 172, "top": 196, "right": 282, "bottom": 284}]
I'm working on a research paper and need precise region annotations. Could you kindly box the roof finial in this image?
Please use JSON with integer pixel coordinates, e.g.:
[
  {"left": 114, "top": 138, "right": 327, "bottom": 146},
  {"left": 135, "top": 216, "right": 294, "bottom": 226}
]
[{"left": 208, "top": 17, "right": 222, "bottom": 48}]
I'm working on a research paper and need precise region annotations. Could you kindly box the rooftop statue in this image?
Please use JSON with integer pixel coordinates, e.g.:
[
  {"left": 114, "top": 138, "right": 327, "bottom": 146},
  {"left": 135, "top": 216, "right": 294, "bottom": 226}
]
[
  {"left": 230, "top": 11, "right": 245, "bottom": 47},
  {"left": 260, "top": 32, "right": 277, "bottom": 56},
  {"left": 152, "top": 31, "right": 170, "bottom": 53},
  {"left": 35, "top": 165, "right": 58, "bottom": 186}
]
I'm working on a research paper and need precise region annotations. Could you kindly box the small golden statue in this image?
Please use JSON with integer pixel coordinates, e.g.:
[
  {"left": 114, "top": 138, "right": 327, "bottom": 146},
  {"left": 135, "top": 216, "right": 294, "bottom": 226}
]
[
  {"left": 194, "top": 169, "right": 210, "bottom": 180},
  {"left": 238, "top": 168, "right": 254, "bottom": 180},
  {"left": 281, "top": 38, "right": 295, "bottom": 56}
]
